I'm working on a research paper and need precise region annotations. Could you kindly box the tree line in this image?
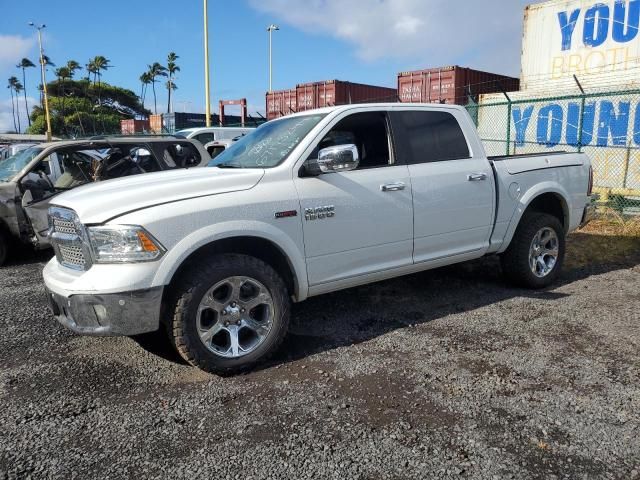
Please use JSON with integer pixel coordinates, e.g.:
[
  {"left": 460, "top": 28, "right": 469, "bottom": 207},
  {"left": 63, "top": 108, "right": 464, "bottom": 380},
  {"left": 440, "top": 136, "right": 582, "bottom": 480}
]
[{"left": 6, "top": 52, "right": 180, "bottom": 134}]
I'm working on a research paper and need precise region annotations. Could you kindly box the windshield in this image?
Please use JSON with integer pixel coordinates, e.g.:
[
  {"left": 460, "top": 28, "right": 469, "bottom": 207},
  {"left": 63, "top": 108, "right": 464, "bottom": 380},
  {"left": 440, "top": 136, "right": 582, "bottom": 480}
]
[
  {"left": 0, "top": 147, "right": 43, "bottom": 182},
  {"left": 209, "top": 114, "right": 326, "bottom": 169},
  {"left": 174, "top": 130, "right": 191, "bottom": 137}
]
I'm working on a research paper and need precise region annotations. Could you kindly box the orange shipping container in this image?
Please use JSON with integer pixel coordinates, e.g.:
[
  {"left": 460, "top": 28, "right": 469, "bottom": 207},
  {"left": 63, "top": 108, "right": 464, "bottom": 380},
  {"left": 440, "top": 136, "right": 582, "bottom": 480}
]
[
  {"left": 265, "top": 80, "right": 397, "bottom": 121},
  {"left": 296, "top": 80, "right": 396, "bottom": 113},
  {"left": 120, "top": 119, "right": 149, "bottom": 135},
  {"left": 266, "top": 89, "right": 297, "bottom": 121},
  {"left": 397, "top": 66, "right": 519, "bottom": 105},
  {"left": 149, "top": 114, "right": 163, "bottom": 133}
]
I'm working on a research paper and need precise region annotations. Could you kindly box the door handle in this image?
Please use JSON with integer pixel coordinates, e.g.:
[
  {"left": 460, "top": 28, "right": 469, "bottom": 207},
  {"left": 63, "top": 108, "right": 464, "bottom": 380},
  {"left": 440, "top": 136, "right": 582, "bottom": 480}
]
[
  {"left": 467, "top": 173, "right": 488, "bottom": 181},
  {"left": 381, "top": 182, "right": 406, "bottom": 192}
]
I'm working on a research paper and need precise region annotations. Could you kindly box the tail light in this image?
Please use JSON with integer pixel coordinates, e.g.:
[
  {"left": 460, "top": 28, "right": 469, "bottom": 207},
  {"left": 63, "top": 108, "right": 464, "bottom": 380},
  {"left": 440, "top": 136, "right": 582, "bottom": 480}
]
[{"left": 587, "top": 165, "right": 593, "bottom": 197}]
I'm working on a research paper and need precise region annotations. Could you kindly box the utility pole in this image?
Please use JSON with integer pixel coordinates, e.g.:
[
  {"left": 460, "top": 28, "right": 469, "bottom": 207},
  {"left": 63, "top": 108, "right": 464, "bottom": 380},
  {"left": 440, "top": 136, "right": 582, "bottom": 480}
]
[
  {"left": 203, "top": 0, "right": 211, "bottom": 126},
  {"left": 29, "top": 22, "right": 52, "bottom": 141},
  {"left": 267, "top": 24, "right": 279, "bottom": 93}
]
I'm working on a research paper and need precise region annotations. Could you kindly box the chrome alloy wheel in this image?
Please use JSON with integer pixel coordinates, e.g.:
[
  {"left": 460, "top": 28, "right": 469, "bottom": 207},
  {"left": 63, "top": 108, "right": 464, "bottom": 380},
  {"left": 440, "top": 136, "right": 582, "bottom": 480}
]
[
  {"left": 196, "top": 276, "right": 275, "bottom": 358},
  {"left": 529, "top": 227, "right": 559, "bottom": 278}
]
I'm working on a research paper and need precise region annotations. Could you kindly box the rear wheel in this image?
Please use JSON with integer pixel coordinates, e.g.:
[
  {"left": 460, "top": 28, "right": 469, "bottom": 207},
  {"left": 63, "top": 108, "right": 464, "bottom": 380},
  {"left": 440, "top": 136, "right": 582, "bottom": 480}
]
[
  {"left": 500, "top": 212, "right": 565, "bottom": 289},
  {"left": 167, "top": 254, "right": 290, "bottom": 375}
]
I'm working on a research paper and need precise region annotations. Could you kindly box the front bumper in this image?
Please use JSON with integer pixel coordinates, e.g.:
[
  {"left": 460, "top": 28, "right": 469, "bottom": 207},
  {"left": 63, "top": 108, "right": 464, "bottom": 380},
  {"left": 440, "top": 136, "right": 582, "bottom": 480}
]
[
  {"left": 46, "top": 286, "right": 163, "bottom": 336},
  {"left": 580, "top": 202, "right": 597, "bottom": 227}
]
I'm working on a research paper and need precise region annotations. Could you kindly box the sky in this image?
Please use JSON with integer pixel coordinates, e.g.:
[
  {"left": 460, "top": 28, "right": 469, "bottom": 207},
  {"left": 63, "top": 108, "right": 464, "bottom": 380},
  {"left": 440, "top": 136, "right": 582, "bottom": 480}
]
[{"left": 0, "top": 0, "right": 536, "bottom": 133}]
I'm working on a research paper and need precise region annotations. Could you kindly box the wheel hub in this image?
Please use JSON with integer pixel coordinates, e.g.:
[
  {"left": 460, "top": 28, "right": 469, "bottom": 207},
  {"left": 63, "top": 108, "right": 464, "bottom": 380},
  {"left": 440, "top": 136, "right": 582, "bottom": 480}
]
[
  {"left": 196, "top": 276, "right": 274, "bottom": 358},
  {"left": 528, "top": 227, "right": 559, "bottom": 278}
]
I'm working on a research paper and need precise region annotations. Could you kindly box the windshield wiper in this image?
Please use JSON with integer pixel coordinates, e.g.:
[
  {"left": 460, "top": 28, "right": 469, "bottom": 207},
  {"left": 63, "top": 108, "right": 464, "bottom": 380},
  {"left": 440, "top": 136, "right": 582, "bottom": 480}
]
[{"left": 217, "top": 164, "right": 243, "bottom": 169}]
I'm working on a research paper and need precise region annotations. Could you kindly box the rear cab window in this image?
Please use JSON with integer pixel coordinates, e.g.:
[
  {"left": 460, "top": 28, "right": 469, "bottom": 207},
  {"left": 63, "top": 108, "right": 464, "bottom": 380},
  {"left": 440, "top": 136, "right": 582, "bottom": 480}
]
[{"left": 390, "top": 110, "right": 470, "bottom": 164}]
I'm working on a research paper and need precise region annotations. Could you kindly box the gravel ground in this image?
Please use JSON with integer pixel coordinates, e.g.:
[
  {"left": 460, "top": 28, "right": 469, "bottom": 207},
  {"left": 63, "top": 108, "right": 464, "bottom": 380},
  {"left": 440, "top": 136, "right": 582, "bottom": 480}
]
[{"left": 1, "top": 232, "right": 639, "bottom": 480}]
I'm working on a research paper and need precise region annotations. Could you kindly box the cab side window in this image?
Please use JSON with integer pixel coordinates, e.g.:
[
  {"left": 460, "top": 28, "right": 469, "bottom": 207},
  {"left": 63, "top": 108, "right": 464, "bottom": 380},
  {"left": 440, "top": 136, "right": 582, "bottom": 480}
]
[
  {"left": 163, "top": 142, "right": 201, "bottom": 168},
  {"left": 313, "top": 112, "right": 392, "bottom": 170},
  {"left": 390, "top": 110, "right": 470, "bottom": 164},
  {"left": 194, "top": 133, "right": 215, "bottom": 145}
]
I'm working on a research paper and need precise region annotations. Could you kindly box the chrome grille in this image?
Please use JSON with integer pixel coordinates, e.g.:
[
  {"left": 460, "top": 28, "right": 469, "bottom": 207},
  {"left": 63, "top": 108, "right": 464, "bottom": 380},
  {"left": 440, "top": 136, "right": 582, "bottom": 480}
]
[
  {"left": 52, "top": 217, "right": 78, "bottom": 235},
  {"left": 58, "top": 244, "right": 86, "bottom": 268},
  {"left": 48, "top": 207, "right": 92, "bottom": 271}
]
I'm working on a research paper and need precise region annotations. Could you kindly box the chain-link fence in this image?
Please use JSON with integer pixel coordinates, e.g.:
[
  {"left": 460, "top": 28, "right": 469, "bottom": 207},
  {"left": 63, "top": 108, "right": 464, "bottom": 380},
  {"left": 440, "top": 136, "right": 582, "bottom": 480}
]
[{"left": 467, "top": 88, "right": 640, "bottom": 217}]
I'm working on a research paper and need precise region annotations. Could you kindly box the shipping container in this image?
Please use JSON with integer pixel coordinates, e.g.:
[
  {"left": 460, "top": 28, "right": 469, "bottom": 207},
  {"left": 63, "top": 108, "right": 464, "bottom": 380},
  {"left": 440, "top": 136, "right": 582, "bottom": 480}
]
[
  {"left": 295, "top": 80, "right": 397, "bottom": 113},
  {"left": 265, "top": 80, "right": 396, "bottom": 120},
  {"left": 149, "top": 114, "right": 163, "bottom": 134},
  {"left": 266, "top": 88, "right": 297, "bottom": 120},
  {"left": 397, "top": 66, "right": 519, "bottom": 105},
  {"left": 120, "top": 119, "right": 149, "bottom": 135},
  {"left": 521, "top": 0, "right": 640, "bottom": 92},
  {"left": 162, "top": 112, "right": 207, "bottom": 133}
]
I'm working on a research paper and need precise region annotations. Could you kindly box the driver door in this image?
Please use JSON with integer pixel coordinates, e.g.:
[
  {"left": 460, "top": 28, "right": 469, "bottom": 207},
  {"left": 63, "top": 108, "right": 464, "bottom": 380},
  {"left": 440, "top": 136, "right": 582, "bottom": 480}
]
[{"left": 294, "top": 110, "right": 413, "bottom": 287}]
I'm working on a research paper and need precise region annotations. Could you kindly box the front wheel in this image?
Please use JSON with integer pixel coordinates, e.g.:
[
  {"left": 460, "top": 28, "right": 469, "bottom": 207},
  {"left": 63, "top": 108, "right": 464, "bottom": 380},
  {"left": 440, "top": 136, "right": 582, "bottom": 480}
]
[
  {"left": 500, "top": 212, "right": 565, "bottom": 289},
  {"left": 167, "top": 254, "right": 290, "bottom": 375}
]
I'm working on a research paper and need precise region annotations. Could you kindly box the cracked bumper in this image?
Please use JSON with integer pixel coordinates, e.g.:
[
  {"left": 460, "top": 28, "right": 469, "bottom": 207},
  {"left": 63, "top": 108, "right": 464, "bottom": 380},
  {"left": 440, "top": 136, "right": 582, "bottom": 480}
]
[{"left": 46, "top": 287, "right": 163, "bottom": 336}]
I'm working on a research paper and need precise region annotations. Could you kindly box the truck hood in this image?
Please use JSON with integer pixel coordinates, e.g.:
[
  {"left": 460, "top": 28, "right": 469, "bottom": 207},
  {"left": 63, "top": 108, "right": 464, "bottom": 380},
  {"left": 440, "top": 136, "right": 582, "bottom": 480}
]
[{"left": 52, "top": 167, "right": 264, "bottom": 224}]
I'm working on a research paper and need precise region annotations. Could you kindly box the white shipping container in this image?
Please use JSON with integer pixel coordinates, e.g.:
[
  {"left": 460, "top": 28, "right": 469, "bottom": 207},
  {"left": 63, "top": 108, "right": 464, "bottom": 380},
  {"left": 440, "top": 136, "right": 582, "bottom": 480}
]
[
  {"left": 476, "top": 90, "right": 640, "bottom": 192},
  {"left": 522, "top": 0, "right": 640, "bottom": 91}
]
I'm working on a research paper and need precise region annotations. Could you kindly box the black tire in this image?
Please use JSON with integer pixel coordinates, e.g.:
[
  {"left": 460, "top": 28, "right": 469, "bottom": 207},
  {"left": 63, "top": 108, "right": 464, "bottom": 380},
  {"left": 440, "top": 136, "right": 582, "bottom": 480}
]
[
  {"left": 167, "top": 254, "right": 290, "bottom": 375},
  {"left": 0, "top": 229, "right": 8, "bottom": 267},
  {"left": 500, "top": 212, "right": 565, "bottom": 289}
]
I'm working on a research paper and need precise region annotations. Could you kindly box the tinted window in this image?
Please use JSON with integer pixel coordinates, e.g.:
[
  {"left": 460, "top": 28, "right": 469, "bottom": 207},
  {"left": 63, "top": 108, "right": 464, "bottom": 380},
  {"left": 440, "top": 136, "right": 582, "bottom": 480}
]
[
  {"left": 162, "top": 142, "right": 201, "bottom": 168},
  {"left": 312, "top": 112, "right": 392, "bottom": 170},
  {"left": 194, "top": 133, "right": 215, "bottom": 145},
  {"left": 391, "top": 111, "right": 469, "bottom": 163}
]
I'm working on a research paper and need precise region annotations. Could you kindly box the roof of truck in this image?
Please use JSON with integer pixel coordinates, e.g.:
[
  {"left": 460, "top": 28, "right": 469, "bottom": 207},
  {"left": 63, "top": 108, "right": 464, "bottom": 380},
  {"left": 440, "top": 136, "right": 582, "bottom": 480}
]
[{"left": 281, "top": 102, "right": 467, "bottom": 119}]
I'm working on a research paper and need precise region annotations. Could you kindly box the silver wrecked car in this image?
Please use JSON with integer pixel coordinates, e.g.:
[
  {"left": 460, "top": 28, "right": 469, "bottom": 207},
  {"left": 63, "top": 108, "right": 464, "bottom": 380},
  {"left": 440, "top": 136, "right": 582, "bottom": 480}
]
[{"left": 0, "top": 136, "right": 209, "bottom": 265}]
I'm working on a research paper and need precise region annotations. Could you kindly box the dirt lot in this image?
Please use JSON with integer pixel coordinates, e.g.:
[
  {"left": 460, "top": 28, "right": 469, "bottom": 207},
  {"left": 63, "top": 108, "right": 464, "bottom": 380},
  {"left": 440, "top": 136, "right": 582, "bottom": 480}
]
[{"left": 1, "top": 228, "right": 639, "bottom": 479}]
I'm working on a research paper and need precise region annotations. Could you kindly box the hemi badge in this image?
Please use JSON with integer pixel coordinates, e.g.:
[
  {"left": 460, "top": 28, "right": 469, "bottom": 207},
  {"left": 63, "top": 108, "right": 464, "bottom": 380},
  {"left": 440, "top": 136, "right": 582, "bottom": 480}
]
[{"left": 274, "top": 210, "right": 298, "bottom": 219}]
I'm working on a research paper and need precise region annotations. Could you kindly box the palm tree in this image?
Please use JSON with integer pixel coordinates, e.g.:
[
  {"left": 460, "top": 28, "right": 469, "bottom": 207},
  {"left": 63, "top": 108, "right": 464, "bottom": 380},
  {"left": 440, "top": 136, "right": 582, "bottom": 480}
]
[
  {"left": 165, "top": 80, "right": 177, "bottom": 112},
  {"left": 90, "top": 56, "right": 110, "bottom": 103},
  {"left": 139, "top": 72, "right": 152, "bottom": 107},
  {"left": 66, "top": 60, "right": 81, "bottom": 79},
  {"left": 166, "top": 52, "right": 180, "bottom": 113},
  {"left": 16, "top": 58, "right": 35, "bottom": 126},
  {"left": 7, "top": 77, "right": 17, "bottom": 132},
  {"left": 147, "top": 62, "right": 167, "bottom": 114},
  {"left": 55, "top": 66, "right": 71, "bottom": 126},
  {"left": 13, "top": 80, "right": 24, "bottom": 132},
  {"left": 85, "top": 60, "right": 97, "bottom": 83}
]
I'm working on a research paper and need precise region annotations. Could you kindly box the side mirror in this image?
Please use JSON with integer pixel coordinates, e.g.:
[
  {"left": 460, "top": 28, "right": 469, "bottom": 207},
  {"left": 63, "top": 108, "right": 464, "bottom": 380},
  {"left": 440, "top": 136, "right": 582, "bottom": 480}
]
[
  {"left": 22, "top": 189, "right": 34, "bottom": 207},
  {"left": 316, "top": 144, "right": 359, "bottom": 173},
  {"left": 134, "top": 148, "right": 151, "bottom": 157}
]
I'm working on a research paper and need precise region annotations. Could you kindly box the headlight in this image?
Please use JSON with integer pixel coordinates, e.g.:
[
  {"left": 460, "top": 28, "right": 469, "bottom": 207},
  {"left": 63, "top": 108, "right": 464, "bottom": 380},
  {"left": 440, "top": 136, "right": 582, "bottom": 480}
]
[{"left": 87, "top": 226, "right": 165, "bottom": 263}]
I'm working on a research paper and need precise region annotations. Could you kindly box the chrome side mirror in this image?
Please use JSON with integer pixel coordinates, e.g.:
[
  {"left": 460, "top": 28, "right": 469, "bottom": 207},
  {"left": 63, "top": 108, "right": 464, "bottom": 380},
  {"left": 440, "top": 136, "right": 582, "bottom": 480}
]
[{"left": 317, "top": 144, "right": 359, "bottom": 173}]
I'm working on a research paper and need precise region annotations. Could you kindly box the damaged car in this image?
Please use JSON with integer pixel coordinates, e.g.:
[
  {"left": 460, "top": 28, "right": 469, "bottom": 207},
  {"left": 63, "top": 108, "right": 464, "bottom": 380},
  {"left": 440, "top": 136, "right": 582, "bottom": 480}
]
[{"left": 0, "top": 136, "right": 209, "bottom": 265}]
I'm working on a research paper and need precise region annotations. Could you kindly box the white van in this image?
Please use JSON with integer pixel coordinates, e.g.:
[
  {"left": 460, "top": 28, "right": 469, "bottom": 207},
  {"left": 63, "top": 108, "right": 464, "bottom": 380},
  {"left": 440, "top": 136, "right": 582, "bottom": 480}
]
[{"left": 174, "top": 127, "right": 254, "bottom": 146}]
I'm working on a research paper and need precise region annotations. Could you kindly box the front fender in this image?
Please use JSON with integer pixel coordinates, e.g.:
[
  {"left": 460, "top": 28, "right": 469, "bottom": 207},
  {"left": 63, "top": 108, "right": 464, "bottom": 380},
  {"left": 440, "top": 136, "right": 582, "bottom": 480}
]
[
  {"left": 150, "top": 220, "right": 309, "bottom": 301},
  {"left": 497, "top": 182, "right": 571, "bottom": 254}
]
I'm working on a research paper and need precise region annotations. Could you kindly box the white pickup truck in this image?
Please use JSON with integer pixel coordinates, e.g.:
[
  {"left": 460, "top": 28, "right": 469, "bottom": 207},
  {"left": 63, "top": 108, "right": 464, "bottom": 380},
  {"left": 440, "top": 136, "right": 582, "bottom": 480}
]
[{"left": 43, "top": 104, "right": 594, "bottom": 374}]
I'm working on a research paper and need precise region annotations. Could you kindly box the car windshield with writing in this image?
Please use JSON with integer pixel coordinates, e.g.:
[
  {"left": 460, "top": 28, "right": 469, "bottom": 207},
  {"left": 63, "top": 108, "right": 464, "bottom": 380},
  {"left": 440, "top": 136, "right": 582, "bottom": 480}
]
[
  {"left": 0, "top": 147, "right": 43, "bottom": 182},
  {"left": 209, "top": 114, "right": 326, "bottom": 169}
]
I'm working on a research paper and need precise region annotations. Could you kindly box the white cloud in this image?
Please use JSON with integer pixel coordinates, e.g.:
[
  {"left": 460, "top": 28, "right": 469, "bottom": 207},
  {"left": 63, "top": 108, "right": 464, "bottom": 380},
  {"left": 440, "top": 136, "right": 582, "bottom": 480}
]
[
  {"left": 249, "top": 0, "right": 532, "bottom": 75},
  {"left": 0, "top": 35, "right": 36, "bottom": 73},
  {"left": 0, "top": 96, "right": 37, "bottom": 134}
]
